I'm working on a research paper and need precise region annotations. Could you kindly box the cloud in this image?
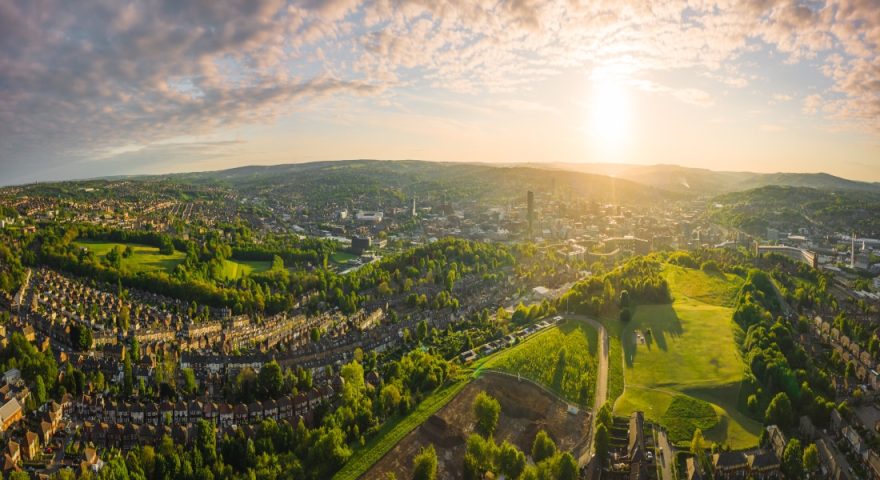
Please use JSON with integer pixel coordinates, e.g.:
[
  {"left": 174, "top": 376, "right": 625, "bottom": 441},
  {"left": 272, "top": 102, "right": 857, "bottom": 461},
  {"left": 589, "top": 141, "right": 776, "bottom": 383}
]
[
  {"left": 492, "top": 99, "right": 559, "bottom": 113},
  {"left": 1, "top": 0, "right": 879, "bottom": 180},
  {"left": 672, "top": 88, "right": 716, "bottom": 107},
  {"left": 0, "top": 0, "right": 384, "bottom": 181},
  {"left": 803, "top": 94, "right": 825, "bottom": 114}
]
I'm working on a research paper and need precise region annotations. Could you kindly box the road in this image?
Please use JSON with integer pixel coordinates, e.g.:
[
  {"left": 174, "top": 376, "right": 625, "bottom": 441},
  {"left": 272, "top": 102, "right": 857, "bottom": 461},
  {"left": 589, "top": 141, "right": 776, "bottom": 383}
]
[
  {"left": 656, "top": 429, "right": 675, "bottom": 480},
  {"left": 566, "top": 314, "right": 609, "bottom": 467}
]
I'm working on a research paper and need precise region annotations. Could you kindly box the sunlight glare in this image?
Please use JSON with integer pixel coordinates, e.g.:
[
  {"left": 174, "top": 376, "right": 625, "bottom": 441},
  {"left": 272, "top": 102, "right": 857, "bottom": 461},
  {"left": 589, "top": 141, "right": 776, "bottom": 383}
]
[{"left": 588, "top": 75, "right": 631, "bottom": 161}]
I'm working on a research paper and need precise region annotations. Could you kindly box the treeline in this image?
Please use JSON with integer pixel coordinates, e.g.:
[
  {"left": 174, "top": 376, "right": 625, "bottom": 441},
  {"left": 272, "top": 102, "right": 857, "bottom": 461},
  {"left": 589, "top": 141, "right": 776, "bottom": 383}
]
[
  {"left": 303, "top": 237, "right": 516, "bottom": 314},
  {"left": 0, "top": 242, "right": 26, "bottom": 295},
  {"left": 78, "top": 227, "right": 178, "bottom": 254},
  {"left": 226, "top": 225, "right": 336, "bottom": 267},
  {"left": 34, "top": 225, "right": 515, "bottom": 316},
  {"left": 561, "top": 256, "right": 671, "bottom": 316},
  {"left": 767, "top": 255, "right": 838, "bottom": 317},
  {"left": 734, "top": 269, "right": 836, "bottom": 433}
]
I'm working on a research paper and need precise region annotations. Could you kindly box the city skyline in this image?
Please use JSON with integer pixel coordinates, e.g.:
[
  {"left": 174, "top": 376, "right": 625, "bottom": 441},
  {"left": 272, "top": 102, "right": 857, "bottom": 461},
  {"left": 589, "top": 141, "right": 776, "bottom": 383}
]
[{"left": 1, "top": 0, "right": 879, "bottom": 184}]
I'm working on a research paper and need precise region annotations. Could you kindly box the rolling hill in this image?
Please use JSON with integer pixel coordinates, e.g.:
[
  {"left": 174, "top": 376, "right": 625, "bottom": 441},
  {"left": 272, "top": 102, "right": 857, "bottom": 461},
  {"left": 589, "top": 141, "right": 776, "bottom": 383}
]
[{"left": 537, "top": 163, "right": 880, "bottom": 194}]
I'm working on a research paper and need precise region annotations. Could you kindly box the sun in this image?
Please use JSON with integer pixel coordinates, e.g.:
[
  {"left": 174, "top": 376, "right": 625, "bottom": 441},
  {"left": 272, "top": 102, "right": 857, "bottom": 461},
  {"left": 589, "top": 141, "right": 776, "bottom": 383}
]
[{"left": 588, "top": 76, "right": 631, "bottom": 160}]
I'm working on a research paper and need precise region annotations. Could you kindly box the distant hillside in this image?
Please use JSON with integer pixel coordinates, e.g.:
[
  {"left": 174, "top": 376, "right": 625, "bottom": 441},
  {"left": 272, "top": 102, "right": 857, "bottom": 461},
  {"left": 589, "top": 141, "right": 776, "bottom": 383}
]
[
  {"left": 538, "top": 163, "right": 880, "bottom": 194},
  {"left": 164, "top": 160, "right": 677, "bottom": 205},
  {"left": 707, "top": 185, "right": 880, "bottom": 236}
]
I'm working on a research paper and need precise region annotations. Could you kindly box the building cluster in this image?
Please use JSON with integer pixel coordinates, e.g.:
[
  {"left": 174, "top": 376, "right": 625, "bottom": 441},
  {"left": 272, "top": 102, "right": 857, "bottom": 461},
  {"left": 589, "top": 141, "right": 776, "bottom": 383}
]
[
  {"left": 0, "top": 181, "right": 238, "bottom": 233},
  {"left": 812, "top": 316, "right": 880, "bottom": 392},
  {"left": 597, "top": 411, "right": 653, "bottom": 479},
  {"left": 27, "top": 268, "right": 194, "bottom": 346},
  {"left": 76, "top": 380, "right": 337, "bottom": 441},
  {"left": 0, "top": 370, "right": 69, "bottom": 475},
  {"left": 760, "top": 228, "right": 880, "bottom": 274}
]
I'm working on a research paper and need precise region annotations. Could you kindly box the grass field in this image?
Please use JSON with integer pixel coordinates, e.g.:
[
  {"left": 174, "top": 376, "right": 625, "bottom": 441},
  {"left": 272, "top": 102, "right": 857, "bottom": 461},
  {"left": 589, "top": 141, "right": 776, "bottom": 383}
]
[
  {"left": 480, "top": 321, "right": 599, "bottom": 407},
  {"left": 332, "top": 379, "right": 468, "bottom": 480},
  {"left": 661, "top": 395, "right": 719, "bottom": 443},
  {"left": 76, "top": 240, "right": 272, "bottom": 279},
  {"left": 330, "top": 251, "right": 359, "bottom": 265},
  {"left": 608, "top": 336, "right": 624, "bottom": 405},
  {"left": 74, "top": 240, "right": 185, "bottom": 274},
  {"left": 610, "top": 264, "right": 761, "bottom": 449},
  {"left": 218, "top": 259, "right": 272, "bottom": 280}
]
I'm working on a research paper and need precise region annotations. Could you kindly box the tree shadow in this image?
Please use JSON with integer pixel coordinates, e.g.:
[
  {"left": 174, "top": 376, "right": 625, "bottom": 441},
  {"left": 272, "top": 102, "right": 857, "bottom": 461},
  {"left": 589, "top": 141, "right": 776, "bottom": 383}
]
[
  {"left": 623, "top": 303, "right": 684, "bottom": 368},
  {"left": 682, "top": 381, "right": 764, "bottom": 444}
]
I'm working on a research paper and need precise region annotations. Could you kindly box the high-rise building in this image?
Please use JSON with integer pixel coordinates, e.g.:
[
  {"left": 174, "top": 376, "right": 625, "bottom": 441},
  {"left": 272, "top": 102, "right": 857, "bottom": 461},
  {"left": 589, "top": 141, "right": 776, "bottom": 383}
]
[
  {"left": 527, "top": 191, "right": 534, "bottom": 240},
  {"left": 851, "top": 232, "right": 856, "bottom": 269}
]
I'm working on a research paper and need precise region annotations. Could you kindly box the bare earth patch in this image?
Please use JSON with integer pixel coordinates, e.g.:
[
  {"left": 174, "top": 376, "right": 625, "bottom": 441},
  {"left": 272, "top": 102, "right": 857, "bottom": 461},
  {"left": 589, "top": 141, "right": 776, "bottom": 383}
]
[{"left": 365, "top": 372, "right": 591, "bottom": 479}]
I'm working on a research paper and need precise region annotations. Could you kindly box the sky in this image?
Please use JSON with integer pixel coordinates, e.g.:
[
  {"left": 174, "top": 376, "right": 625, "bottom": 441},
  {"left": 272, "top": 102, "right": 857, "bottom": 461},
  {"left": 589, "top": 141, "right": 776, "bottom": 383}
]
[{"left": 1, "top": 0, "right": 879, "bottom": 185}]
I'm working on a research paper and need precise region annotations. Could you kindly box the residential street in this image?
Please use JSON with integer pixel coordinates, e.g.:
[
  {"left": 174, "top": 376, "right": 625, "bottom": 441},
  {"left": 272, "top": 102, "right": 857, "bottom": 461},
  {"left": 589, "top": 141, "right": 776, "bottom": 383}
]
[{"left": 657, "top": 428, "right": 675, "bottom": 480}]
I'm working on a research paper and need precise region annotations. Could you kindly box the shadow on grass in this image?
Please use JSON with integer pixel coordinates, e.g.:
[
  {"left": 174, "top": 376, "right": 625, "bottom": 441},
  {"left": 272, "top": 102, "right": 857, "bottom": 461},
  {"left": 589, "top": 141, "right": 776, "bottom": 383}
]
[
  {"left": 622, "top": 303, "right": 684, "bottom": 368},
  {"left": 681, "top": 381, "right": 763, "bottom": 447}
]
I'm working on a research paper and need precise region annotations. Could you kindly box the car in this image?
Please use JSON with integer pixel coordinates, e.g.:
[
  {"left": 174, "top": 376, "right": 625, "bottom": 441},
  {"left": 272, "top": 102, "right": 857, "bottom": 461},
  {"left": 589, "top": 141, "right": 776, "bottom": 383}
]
[{"left": 646, "top": 451, "right": 654, "bottom": 462}]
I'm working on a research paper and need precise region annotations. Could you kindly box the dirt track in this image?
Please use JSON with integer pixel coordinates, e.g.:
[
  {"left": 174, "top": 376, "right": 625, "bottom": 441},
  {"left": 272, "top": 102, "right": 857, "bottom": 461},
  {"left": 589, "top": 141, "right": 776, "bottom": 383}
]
[{"left": 364, "top": 372, "right": 591, "bottom": 479}]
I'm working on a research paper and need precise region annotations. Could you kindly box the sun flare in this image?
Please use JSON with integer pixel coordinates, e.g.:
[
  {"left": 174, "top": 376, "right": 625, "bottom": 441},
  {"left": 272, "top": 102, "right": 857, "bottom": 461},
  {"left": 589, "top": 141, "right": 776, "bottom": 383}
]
[{"left": 588, "top": 76, "right": 631, "bottom": 159}]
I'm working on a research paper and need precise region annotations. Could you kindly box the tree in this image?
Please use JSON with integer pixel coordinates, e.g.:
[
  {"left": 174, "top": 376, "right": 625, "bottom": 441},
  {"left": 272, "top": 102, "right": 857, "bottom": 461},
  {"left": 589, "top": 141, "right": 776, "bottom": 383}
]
[
  {"left": 34, "top": 375, "right": 47, "bottom": 405},
  {"left": 597, "top": 401, "right": 613, "bottom": 429},
  {"left": 380, "top": 384, "right": 402, "bottom": 415},
  {"left": 557, "top": 452, "right": 578, "bottom": 480},
  {"left": 257, "top": 360, "right": 283, "bottom": 399},
  {"left": 69, "top": 323, "right": 93, "bottom": 351},
  {"left": 803, "top": 443, "right": 819, "bottom": 475},
  {"left": 782, "top": 439, "right": 804, "bottom": 479},
  {"left": 412, "top": 444, "right": 438, "bottom": 480},
  {"left": 845, "top": 361, "right": 856, "bottom": 380},
  {"left": 498, "top": 441, "right": 526, "bottom": 479},
  {"left": 619, "top": 289, "right": 631, "bottom": 308},
  {"left": 195, "top": 419, "right": 218, "bottom": 465},
  {"left": 417, "top": 319, "right": 429, "bottom": 341},
  {"left": 118, "top": 305, "right": 131, "bottom": 332},
  {"left": 700, "top": 260, "right": 721, "bottom": 274},
  {"left": 182, "top": 368, "right": 198, "bottom": 396},
  {"left": 765, "top": 392, "right": 793, "bottom": 428},
  {"left": 747, "top": 394, "right": 758, "bottom": 413},
  {"left": 594, "top": 423, "right": 610, "bottom": 464},
  {"left": 690, "top": 428, "right": 706, "bottom": 469},
  {"left": 377, "top": 281, "right": 393, "bottom": 296},
  {"left": 531, "top": 430, "right": 556, "bottom": 462},
  {"left": 130, "top": 337, "right": 141, "bottom": 363},
  {"left": 473, "top": 391, "right": 500, "bottom": 437}
]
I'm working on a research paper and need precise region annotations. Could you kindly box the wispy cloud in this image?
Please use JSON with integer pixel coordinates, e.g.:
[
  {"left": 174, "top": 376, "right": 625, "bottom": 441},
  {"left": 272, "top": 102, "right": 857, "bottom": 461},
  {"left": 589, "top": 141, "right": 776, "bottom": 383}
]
[{"left": 0, "top": 0, "right": 878, "bottom": 180}]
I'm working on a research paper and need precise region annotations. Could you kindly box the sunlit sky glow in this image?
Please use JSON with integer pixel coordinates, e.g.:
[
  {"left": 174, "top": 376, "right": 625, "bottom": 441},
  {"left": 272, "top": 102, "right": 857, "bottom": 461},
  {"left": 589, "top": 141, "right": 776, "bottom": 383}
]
[{"left": 1, "top": 0, "right": 878, "bottom": 185}]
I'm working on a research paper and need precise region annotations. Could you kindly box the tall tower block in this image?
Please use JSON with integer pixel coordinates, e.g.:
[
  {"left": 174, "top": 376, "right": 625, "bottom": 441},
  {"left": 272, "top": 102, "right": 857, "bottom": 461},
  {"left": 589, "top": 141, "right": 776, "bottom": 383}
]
[
  {"left": 851, "top": 232, "right": 856, "bottom": 268},
  {"left": 527, "top": 191, "right": 534, "bottom": 240}
]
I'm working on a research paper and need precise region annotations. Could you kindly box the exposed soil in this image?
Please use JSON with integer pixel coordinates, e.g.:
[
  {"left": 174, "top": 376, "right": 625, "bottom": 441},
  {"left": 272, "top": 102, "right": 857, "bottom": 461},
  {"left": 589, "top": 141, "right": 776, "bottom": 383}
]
[{"left": 364, "top": 372, "right": 591, "bottom": 479}]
